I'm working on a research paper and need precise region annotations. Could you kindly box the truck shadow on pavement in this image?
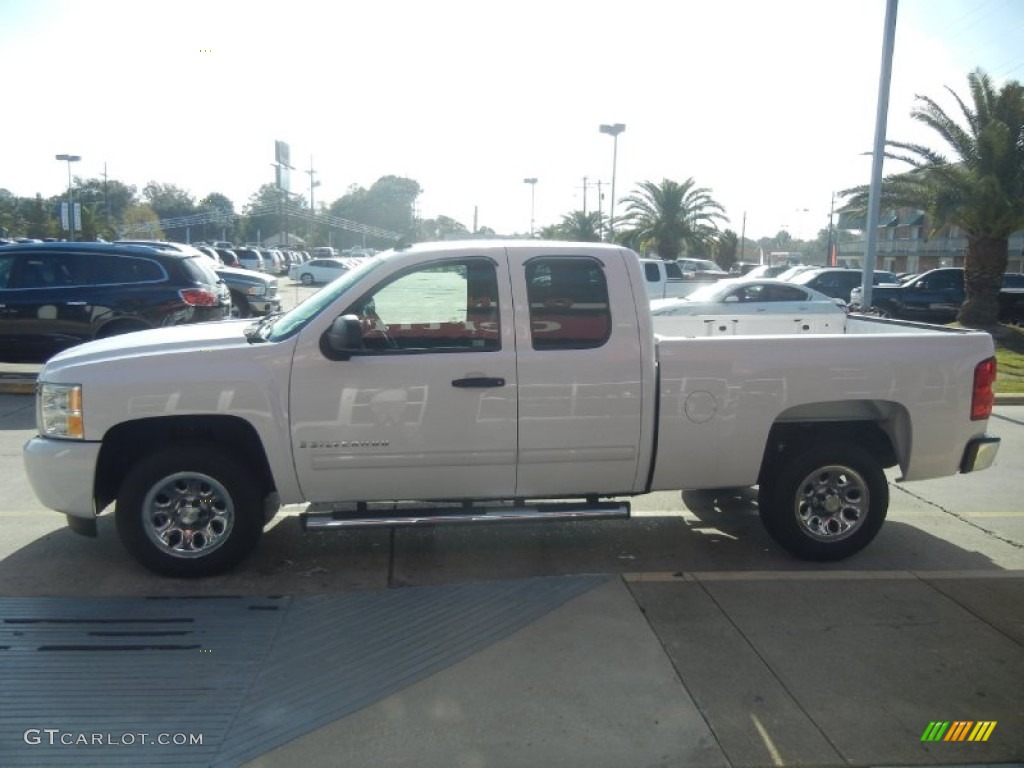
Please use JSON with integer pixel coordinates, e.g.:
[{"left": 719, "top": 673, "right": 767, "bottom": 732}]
[{"left": 0, "top": 498, "right": 1012, "bottom": 598}]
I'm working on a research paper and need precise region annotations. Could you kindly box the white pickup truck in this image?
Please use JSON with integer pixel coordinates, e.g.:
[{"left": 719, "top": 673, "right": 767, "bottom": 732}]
[
  {"left": 23, "top": 241, "right": 1001, "bottom": 576},
  {"left": 640, "top": 257, "right": 727, "bottom": 300}
]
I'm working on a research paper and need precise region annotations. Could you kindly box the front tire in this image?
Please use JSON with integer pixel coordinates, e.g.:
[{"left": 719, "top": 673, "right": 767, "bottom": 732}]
[
  {"left": 116, "top": 444, "right": 263, "bottom": 576},
  {"left": 230, "top": 291, "right": 251, "bottom": 319},
  {"left": 301, "top": 273, "right": 314, "bottom": 285},
  {"left": 759, "top": 442, "right": 888, "bottom": 561}
]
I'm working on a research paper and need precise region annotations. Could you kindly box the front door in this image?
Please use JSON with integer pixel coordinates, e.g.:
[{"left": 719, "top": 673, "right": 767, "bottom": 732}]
[{"left": 290, "top": 255, "right": 518, "bottom": 503}]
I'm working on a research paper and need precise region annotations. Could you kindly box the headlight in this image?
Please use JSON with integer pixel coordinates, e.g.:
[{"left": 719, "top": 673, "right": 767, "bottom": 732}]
[
  {"left": 246, "top": 285, "right": 268, "bottom": 297},
  {"left": 38, "top": 383, "right": 84, "bottom": 439}
]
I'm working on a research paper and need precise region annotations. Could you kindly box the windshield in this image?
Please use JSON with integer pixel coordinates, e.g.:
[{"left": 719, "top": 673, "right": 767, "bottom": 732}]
[{"left": 264, "top": 257, "right": 387, "bottom": 342}]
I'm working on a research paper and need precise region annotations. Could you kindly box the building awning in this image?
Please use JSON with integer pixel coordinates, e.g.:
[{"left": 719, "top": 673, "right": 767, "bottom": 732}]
[{"left": 898, "top": 211, "right": 924, "bottom": 227}]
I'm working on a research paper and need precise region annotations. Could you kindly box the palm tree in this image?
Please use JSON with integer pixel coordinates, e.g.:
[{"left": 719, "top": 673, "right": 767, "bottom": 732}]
[
  {"left": 616, "top": 178, "right": 726, "bottom": 260},
  {"left": 557, "top": 210, "right": 603, "bottom": 242},
  {"left": 842, "top": 68, "right": 1024, "bottom": 326}
]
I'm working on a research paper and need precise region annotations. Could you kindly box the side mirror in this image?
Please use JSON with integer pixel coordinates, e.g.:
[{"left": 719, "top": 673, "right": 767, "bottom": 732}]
[
  {"left": 320, "top": 314, "right": 363, "bottom": 360},
  {"left": 723, "top": 295, "right": 740, "bottom": 303}
]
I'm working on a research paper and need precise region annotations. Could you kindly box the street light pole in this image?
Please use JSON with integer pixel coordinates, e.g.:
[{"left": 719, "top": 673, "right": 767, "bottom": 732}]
[
  {"left": 523, "top": 178, "right": 538, "bottom": 236},
  {"left": 55, "top": 154, "right": 81, "bottom": 241},
  {"left": 599, "top": 123, "right": 625, "bottom": 240}
]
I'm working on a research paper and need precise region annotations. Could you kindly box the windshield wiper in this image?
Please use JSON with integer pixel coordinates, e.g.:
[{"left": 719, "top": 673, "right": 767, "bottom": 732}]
[{"left": 244, "top": 311, "right": 283, "bottom": 344}]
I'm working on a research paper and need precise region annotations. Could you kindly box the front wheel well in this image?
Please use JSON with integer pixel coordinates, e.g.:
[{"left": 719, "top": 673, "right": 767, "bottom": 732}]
[
  {"left": 758, "top": 420, "right": 897, "bottom": 487},
  {"left": 95, "top": 415, "right": 275, "bottom": 513}
]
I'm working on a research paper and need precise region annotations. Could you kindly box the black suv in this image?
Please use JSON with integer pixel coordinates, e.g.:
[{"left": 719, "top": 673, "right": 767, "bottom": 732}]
[{"left": 0, "top": 242, "right": 231, "bottom": 363}]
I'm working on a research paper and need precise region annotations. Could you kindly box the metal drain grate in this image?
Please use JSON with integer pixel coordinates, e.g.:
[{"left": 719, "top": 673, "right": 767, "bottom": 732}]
[{"left": 0, "top": 576, "right": 608, "bottom": 767}]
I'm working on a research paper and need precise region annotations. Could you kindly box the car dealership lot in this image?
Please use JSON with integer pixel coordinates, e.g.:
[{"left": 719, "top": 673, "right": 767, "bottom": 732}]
[{"left": 1, "top": 288, "right": 1023, "bottom": 765}]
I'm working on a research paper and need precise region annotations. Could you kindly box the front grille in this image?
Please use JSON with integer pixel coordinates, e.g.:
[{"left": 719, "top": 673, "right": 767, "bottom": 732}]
[{"left": 267, "top": 282, "right": 278, "bottom": 298}]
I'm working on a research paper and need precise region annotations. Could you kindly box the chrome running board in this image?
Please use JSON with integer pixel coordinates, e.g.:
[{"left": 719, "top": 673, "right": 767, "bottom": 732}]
[{"left": 300, "top": 501, "right": 630, "bottom": 531}]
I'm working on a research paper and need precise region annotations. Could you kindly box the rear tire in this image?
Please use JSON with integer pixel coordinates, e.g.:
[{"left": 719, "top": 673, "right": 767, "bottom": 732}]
[
  {"left": 759, "top": 442, "right": 888, "bottom": 561},
  {"left": 116, "top": 444, "right": 263, "bottom": 576}
]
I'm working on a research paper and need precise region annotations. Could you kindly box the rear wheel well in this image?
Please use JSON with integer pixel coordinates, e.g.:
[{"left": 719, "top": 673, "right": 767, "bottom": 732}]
[
  {"left": 95, "top": 319, "right": 150, "bottom": 339},
  {"left": 95, "top": 416, "right": 275, "bottom": 513},
  {"left": 758, "top": 420, "right": 897, "bottom": 488}
]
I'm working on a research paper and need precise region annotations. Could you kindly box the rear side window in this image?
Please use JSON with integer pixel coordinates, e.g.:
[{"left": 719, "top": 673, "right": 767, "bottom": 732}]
[
  {"left": 644, "top": 262, "right": 660, "bottom": 282},
  {"left": 181, "top": 255, "right": 220, "bottom": 285},
  {"left": 95, "top": 255, "right": 165, "bottom": 284},
  {"left": 526, "top": 257, "right": 611, "bottom": 350}
]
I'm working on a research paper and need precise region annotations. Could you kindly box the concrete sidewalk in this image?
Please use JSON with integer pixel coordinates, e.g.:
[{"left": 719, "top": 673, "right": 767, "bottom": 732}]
[
  {"left": 3, "top": 571, "right": 1021, "bottom": 767},
  {"left": 242, "top": 571, "right": 1024, "bottom": 768}
]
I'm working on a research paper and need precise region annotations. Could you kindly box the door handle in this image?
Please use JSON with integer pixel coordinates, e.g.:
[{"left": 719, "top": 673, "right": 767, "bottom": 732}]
[
  {"left": 65, "top": 301, "right": 88, "bottom": 306},
  {"left": 452, "top": 377, "right": 506, "bottom": 388}
]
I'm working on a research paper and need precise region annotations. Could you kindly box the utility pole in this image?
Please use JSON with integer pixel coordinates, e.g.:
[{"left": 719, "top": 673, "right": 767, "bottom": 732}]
[{"left": 305, "top": 156, "right": 319, "bottom": 242}]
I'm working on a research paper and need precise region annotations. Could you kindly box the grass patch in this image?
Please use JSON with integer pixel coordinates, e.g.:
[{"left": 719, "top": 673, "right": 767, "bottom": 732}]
[{"left": 990, "top": 324, "right": 1024, "bottom": 393}]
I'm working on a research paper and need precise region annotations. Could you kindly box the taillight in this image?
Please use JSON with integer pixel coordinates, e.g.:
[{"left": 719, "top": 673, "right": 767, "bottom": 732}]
[
  {"left": 971, "top": 357, "right": 997, "bottom": 420},
  {"left": 179, "top": 288, "right": 218, "bottom": 307}
]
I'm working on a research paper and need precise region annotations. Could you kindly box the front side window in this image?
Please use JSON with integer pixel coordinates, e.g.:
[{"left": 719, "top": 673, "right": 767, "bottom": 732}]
[
  {"left": 345, "top": 258, "right": 500, "bottom": 352},
  {"left": 526, "top": 257, "right": 610, "bottom": 350}
]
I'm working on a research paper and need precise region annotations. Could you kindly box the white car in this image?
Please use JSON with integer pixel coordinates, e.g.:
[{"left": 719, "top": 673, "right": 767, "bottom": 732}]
[
  {"left": 289, "top": 257, "right": 360, "bottom": 285},
  {"left": 651, "top": 278, "right": 847, "bottom": 335}
]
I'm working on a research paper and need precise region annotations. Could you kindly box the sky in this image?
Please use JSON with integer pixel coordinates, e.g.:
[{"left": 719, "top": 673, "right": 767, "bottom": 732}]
[{"left": 2, "top": 0, "right": 1023, "bottom": 242}]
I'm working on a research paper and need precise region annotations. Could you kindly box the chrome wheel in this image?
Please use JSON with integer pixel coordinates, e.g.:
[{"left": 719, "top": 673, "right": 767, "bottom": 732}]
[
  {"left": 793, "top": 464, "right": 868, "bottom": 542},
  {"left": 142, "top": 471, "right": 234, "bottom": 559}
]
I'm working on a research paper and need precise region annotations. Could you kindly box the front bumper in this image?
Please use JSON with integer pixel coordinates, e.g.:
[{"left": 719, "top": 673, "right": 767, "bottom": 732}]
[
  {"left": 23, "top": 437, "right": 101, "bottom": 519},
  {"left": 248, "top": 296, "right": 282, "bottom": 315},
  {"left": 961, "top": 434, "right": 1000, "bottom": 473}
]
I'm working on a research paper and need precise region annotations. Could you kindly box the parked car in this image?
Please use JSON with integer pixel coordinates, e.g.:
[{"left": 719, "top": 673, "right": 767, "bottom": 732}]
[
  {"left": 21, "top": 240, "right": 1001, "bottom": 575},
  {"left": 744, "top": 263, "right": 795, "bottom": 279},
  {"left": 0, "top": 242, "right": 231, "bottom": 363},
  {"left": 728, "top": 261, "right": 761, "bottom": 276},
  {"left": 650, "top": 278, "right": 847, "bottom": 335},
  {"left": 234, "top": 247, "right": 265, "bottom": 272},
  {"left": 860, "top": 267, "right": 1024, "bottom": 322},
  {"left": 214, "top": 248, "right": 241, "bottom": 268},
  {"left": 289, "top": 257, "right": 354, "bottom": 285},
  {"left": 259, "top": 248, "right": 286, "bottom": 276},
  {"left": 121, "top": 241, "right": 281, "bottom": 319},
  {"left": 791, "top": 267, "right": 899, "bottom": 303}
]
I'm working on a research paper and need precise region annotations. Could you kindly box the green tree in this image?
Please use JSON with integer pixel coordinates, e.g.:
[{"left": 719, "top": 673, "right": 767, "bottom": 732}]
[
  {"left": 714, "top": 229, "right": 739, "bottom": 269},
  {"left": 328, "top": 176, "right": 421, "bottom": 249},
  {"left": 199, "top": 191, "right": 238, "bottom": 243},
  {"left": 121, "top": 203, "right": 165, "bottom": 240},
  {"left": 556, "top": 210, "right": 604, "bottom": 242},
  {"left": 0, "top": 189, "right": 26, "bottom": 237},
  {"left": 841, "top": 68, "right": 1024, "bottom": 326},
  {"left": 142, "top": 182, "right": 196, "bottom": 220},
  {"left": 416, "top": 214, "right": 469, "bottom": 241},
  {"left": 24, "top": 194, "right": 58, "bottom": 239},
  {"left": 617, "top": 178, "right": 726, "bottom": 260}
]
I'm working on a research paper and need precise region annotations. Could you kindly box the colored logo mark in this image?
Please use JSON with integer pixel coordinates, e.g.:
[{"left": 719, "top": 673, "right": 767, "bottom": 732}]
[{"left": 921, "top": 721, "right": 996, "bottom": 742}]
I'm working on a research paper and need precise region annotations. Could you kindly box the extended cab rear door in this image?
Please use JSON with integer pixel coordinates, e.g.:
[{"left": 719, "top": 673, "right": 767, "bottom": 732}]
[{"left": 509, "top": 249, "right": 647, "bottom": 496}]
